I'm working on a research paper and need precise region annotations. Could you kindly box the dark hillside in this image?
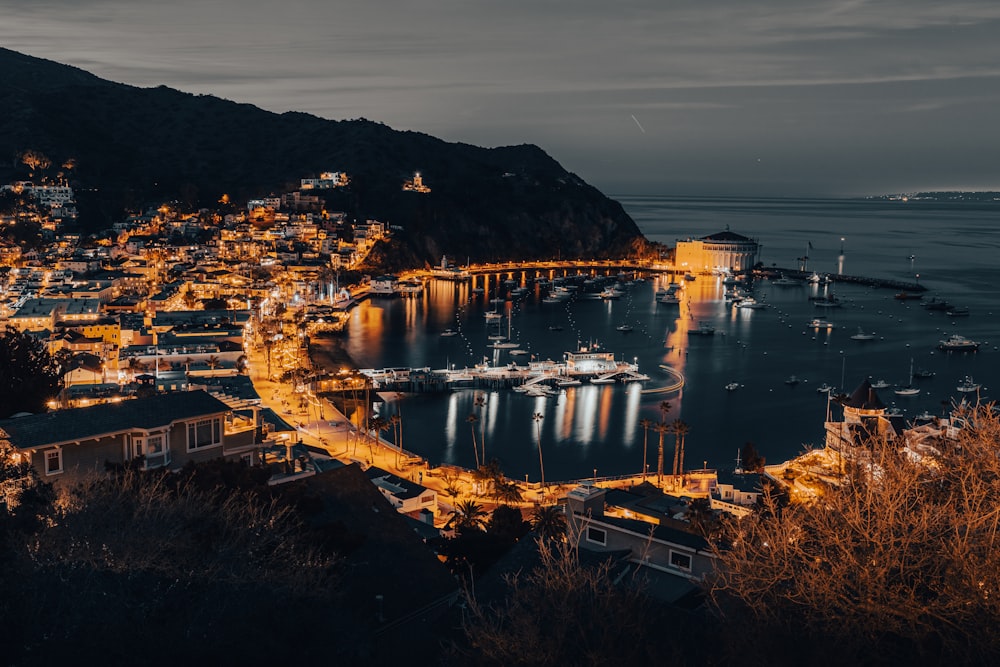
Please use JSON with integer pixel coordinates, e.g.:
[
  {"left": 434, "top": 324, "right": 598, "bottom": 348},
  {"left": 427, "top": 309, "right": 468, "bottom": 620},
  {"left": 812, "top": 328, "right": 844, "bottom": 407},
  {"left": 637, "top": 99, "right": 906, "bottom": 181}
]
[{"left": 0, "top": 47, "right": 646, "bottom": 266}]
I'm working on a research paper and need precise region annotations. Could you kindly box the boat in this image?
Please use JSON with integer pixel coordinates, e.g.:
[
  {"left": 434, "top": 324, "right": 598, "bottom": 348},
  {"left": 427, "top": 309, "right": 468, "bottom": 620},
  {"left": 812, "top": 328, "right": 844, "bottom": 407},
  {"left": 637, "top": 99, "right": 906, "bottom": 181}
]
[
  {"left": 556, "top": 378, "right": 582, "bottom": 387},
  {"left": 870, "top": 379, "right": 890, "bottom": 389},
  {"left": 688, "top": 322, "right": 716, "bottom": 336},
  {"left": 684, "top": 273, "right": 696, "bottom": 281},
  {"left": 808, "top": 318, "right": 835, "bottom": 330},
  {"left": 894, "top": 359, "right": 920, "bottom": 396},
  {"left": 913, "top": 368, "right": 935, "bottom": 379},
  {"left": 548, "top": 325, "right": 564, "bottom": 331},
  {"left": 894, "top": 291, "right": 923, "bottom": 300},
  {"left": 485, "top": 310, "right": 502, "bottom": 321},
  {"left": 816, "top": 383, "right": 834, "bottom": 394},
  {"left": 590, "top": 376, "right": 618, "bottom": 385},
  {"left": 600, "top": 286, "right": 625, "bottom": 300},
  {"left": 850, "top": 327, "right": 876, "bottom": 341},
  {"left": 813, "top": 296, "right": 842, "bottom": 308},
  {"left": 490, "top": 311, "right": 520, "bottom": 349},
  {"left": 772, "top": 274, "right": 803, "bottom": 286},
  {"left": 946, "top": 306, "right": 970, "bottom": 317},
  {"left": 938, "top": 334, "right": 980, "bottom": 352},
  {"left": 956, "top": 376, "right": 981, "bottom": 393},
  {"left": 784, "top": 375, "right": 800, "bottom": 386},
  {"left": 616, "top": 324, "right": 634, "bottom": 333},
  {"left": 736, "top": 297, "right": 766, "bottom": 309},
  {"left": 913, "top": 411, "right": 936, "bottom": 422},
  {"left": 921, "top": 296, "right": 950, "bottom": 311},
  {"left": 725, "top": 382, "right": 742, "bottom": 391},
  {"left": 440, "top": 329, "right": 458, "bottom": 337},
  {"left": 509, "top": 349, "right": 529, "bottom": 357}
]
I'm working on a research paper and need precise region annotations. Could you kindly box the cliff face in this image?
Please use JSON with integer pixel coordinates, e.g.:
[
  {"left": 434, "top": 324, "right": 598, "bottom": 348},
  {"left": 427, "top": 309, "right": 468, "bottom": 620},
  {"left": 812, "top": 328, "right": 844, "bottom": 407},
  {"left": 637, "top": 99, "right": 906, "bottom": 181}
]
[{"left": 0, "top": 48, "right": 646, "bottom": 265}]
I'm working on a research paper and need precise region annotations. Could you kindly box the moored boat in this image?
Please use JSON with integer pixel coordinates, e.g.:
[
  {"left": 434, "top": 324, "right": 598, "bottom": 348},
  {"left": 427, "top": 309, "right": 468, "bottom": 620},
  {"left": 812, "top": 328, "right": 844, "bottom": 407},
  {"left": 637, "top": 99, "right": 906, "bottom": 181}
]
[
  {"left": 956, "top": 376, "right": 981, "bottom": 393},
  {"left": 938, "top": 334, "right": 980, "bottom": 352},
  {"left": 850, "top": 327, "right": 876, "bottom": 341}
]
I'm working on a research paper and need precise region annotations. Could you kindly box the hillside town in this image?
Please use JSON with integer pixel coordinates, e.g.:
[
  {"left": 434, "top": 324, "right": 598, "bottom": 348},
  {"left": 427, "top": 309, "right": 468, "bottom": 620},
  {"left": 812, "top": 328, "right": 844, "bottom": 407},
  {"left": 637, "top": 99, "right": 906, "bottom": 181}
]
[{"left": 3, "top": 162, "right": 998, "bottom": 664}]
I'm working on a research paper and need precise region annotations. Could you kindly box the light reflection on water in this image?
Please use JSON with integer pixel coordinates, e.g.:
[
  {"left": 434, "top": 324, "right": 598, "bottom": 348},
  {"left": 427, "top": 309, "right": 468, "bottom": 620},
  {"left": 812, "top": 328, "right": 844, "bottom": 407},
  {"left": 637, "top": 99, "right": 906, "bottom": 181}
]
[{"left": 330, "top": 196, "right": 999, "bottom": 481}]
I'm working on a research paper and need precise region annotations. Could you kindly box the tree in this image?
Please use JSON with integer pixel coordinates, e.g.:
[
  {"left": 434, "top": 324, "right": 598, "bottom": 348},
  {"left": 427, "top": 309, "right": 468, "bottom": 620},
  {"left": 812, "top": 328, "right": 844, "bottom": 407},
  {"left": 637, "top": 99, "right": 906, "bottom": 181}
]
[
  {"left": 639, "top": 418, "right": 652, "bottom": 480},
  {"left": 467, "top": 413, "right": 480, "bottom": 469},
  {"left": 671, "top": 418, "right": 690, "bottom": 480},
  {"left": 709, "top": 405, "right": 1000, "bottom": 663},
  {"left": 740, "top": 441, "right": 765, "bottom": 472},
  {"left": 389, "top": 413, "right": 402, "bottom": 467},
  {"left": 530, "top": 505, "right": 566, "bottom": 542},
  {"left": 475, "top": 392, "right": 487, "bottom": 463},
  {"left": 447, "top": 499, "right": 489, "bottom": 534},
  {"left": 532, "top": 412, "right": 545, "bottom": 490},
  {"left": 0, "top": 326, "right": 64, "bottom": 418},
  {"left": 654, "top": 421, "right": 669, "bottom": 486}
]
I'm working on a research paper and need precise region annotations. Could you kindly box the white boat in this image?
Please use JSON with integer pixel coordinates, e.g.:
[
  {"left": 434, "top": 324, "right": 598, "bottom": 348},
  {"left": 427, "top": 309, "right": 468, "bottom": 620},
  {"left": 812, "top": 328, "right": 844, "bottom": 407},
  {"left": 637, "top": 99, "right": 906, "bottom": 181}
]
[
  {"left": 894, "top": 359, "right": 920, "bottom": 396},
  {"left": 725, "top": 382, "right": 742, "bottom": 391},
  {"left": 772, "top": 275, "right": 803, "bottom": 286},
  {"left": 956, "top": 376, "right": 981, "bottom": 393},
  {"left": 808, "top": 318, "right": 835, "bottom": 330},
  {"left": 440, "top": 329, "right": 458, "bottom": 337},
  {"left": 658, "top": 294, "right": 682, "bottom": 305},
  {"left": 870, "top": 379, "right": 890, "bottom": 389},
  {"left": 556, "top": 378, "right": 582, "bottom": 387},
  {"left": 600, "top": 286, "right": 625, "bottom": 300},
  {"left": 736, "top": 297, "right": 766, "bottom": 309},
  {"left": 590, "top": 376, "right": 618, "bottom": 385},
  {"left": 816, "top": 383, "right": 834, "bottom": 394},
  {"left": 616, "top": 324, "right": 634, "bottom": 333},
  {"left": 784, "top": 375, "right": 800, "bottom": 386},
  {"left": 509, "top": 349, "right": 529, "bottom": 356},
  {"left": 813, "top": 296, "right": 842, "bottom": 308},
  {"left": 850, "top": 327, "right": 876, "bottom": 341},
  {"left": 946, "top": 306, "right": 970, "bottom": 317},
  {"left": 938, "top": 334, "right": 980, "bottom": 352},
  {"left": 485, "top": 310, "right": 502, "bottom": 321}
]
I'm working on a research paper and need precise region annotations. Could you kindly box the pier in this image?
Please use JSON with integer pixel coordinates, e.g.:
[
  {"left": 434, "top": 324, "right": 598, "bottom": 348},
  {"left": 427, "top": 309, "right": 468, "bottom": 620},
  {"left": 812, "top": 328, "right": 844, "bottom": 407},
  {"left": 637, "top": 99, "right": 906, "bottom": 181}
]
[
  {"left": 759, "top": 267, "right": 926, "bottom": 292},
  {"left": 357, "top": 350, "right": 654, "bottom": 393}
]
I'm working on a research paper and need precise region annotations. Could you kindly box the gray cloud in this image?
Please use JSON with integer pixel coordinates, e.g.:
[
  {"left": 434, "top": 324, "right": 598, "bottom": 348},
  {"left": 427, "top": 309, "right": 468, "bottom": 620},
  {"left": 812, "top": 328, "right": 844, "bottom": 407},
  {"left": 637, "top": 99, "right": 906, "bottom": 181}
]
[{"left": 2, "top": 0, "right": 999, "bottom": 195}]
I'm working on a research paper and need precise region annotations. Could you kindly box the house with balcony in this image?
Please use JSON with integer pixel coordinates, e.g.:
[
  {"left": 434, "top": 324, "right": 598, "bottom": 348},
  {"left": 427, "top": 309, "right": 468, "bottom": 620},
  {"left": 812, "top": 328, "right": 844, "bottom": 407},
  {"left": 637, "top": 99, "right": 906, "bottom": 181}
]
[{"left": 0, "top": 390, "right": 259, "bottom": 485}]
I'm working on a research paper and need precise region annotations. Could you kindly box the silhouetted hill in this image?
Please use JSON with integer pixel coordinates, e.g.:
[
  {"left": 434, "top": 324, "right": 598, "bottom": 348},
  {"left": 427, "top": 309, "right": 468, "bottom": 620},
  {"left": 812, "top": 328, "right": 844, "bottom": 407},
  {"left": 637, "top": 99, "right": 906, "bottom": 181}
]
[{"left": 0, "top": 48, "right": 647, "bottom": 267}]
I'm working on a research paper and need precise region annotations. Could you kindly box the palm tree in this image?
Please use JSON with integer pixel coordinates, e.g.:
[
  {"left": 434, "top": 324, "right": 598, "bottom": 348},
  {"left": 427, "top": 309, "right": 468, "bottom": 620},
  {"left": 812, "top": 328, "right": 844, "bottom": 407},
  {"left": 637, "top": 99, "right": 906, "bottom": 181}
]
[
  {"left": 467, "top": 413, "right": 481, "bottom": 469},
  {"left": 533, "top": 412, "right": 546, "bottom": 490},
  {"left": 495, "top": 481, "right": 523, "bottom": 506},
  {"left": 389, "top": 414, "right": 402, "bottom": 468},
  {"left": 659, "top": 399, "right": 672, "bottom": 423},
  {"left": 447, "top": 499, "right": 489, "bottom": 533},
  {"left": 475, "top": 392, "right": 487, "bottom": 463},
  {"left": 674, "top": 419, "right": 690, "bottom": 481},
  {"left": 206, "top": 355, "right": 220, "bottom": 371},
  {"left": 655, "top": 421, "right": 670, "bottom": 486},
  {"left": 639, "top": 418, "right": 652, "bottom": 480},
  {"left": 531, "top": 505, "right": 566, "bottom": 542}
]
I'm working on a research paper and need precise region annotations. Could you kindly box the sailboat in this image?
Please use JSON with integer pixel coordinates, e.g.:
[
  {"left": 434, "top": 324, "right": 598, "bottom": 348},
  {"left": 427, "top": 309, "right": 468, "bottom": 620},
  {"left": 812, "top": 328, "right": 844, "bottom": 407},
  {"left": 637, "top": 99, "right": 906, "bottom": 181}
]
[
  {"left": 894, "top": 359, "right": 920, "bottom": 396},
  {"left": 491, "top": 311, "right": 520, "bottom": 349}
]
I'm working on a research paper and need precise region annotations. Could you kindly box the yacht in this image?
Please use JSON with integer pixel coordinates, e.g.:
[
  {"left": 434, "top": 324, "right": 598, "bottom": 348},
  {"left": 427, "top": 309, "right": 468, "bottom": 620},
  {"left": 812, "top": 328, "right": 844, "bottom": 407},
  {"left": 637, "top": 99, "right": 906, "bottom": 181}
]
[
  {"left": 772, "top": 274, "right": 803, "bottom": 286},
  {"left": 808, "top": 318, "right": 835, "bottom": 330},
  {"left": 736, "top": 297, "right": 766, "bottom": 309},
  {"left": 945, "top": 306, "right": 970, "bottom": 317},
  {"left": 816, "top": 383, "right": 834, "bottom": 394},
  {"left": 600, "top": 286, "right": 625, "bottom": 300},
  {"left": 616, "top": 324, "right": 634, "bottom": 333},
  {"left": 870, "top": 379, "right": 890, "bottom": 389},
  {"left": 938, "top": 334, "right": 980, "bottom": 352},
  {"left": 556, "top": 378, "right": 582, "bottom": 387},
  {"left": 725, "top": 382, "right": 742, "bottom": 391},
  {"left": 813, "top": 295, "right": 842, "bottom": 308},
  {"left": 440, "top": 329, "right": 458, "bottom": 337}
]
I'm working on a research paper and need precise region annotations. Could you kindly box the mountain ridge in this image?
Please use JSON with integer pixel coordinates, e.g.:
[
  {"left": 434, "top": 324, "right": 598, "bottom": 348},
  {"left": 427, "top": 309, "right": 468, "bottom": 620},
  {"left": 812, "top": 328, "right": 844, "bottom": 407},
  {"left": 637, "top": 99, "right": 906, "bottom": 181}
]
[{"left": 0, "top": 47, "right": 648, "bottom": 268}]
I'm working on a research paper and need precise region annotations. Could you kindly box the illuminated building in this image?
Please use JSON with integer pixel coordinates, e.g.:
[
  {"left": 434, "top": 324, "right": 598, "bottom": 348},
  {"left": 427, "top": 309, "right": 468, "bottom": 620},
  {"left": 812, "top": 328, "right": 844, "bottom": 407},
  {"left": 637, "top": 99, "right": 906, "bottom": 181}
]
[{"left": 674, "top": 228, "right": 759, "bottom": 274}]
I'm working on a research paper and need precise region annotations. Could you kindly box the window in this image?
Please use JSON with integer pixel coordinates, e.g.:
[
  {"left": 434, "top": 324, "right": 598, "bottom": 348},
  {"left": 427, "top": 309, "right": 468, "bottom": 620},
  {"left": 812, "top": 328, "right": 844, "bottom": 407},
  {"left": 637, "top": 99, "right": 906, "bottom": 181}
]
[
  {"left": 586, "top": 526, "right": 607, "bottom": 546},
  {"left": 45, "top": 449, "right": 63, "bottom": 475},
  {"left": 187, "top": 417, "right": 222, "bottom": 450},
  {"left": 670, "top": 550, "right": 692, "bottom": 572},
  {"left": 420, "top": 494, "right": 434, "bottom": 504}
]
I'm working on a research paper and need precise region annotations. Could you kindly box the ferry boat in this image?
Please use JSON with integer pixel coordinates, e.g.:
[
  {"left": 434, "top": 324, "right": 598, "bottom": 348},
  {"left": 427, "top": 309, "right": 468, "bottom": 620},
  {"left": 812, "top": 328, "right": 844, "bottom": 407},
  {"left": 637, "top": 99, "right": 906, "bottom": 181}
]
[{"left": 938, "top": 334, "right": 980, "bottom": 352}]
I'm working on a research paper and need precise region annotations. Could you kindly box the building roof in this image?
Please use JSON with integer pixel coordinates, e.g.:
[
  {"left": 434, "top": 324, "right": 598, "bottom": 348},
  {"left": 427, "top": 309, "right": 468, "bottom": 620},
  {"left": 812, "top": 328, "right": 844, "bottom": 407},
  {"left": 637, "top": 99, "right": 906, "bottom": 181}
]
[
  {"left": 841, "top": 379, "right": 886, "bottom": 411},
  {"left": 700, "top": 230, "right": 756, "bottom": 243},
  {"left": 0, "top": 390, "right": 230, "bottom": 450}
]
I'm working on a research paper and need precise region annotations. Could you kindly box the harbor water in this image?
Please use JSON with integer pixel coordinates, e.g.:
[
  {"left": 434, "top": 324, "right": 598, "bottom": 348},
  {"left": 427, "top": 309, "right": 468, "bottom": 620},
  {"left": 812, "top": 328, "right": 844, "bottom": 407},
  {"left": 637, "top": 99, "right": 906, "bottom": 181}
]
[{"left": 326, "top": 196, "right": 999, "bottom": 482}]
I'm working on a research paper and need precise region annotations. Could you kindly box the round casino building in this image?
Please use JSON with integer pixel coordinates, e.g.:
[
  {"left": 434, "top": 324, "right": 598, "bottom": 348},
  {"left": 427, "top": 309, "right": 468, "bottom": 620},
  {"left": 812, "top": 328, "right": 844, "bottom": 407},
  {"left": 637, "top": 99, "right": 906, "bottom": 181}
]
[{"left": 674, "top": 228, "right": 760, "bottom": 275}]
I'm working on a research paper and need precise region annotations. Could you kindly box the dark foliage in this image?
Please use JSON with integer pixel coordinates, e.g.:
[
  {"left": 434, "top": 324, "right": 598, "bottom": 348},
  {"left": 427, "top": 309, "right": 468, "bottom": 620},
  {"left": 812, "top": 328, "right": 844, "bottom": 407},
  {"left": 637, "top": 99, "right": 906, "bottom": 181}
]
[{"left": 0, "top": 325, "right": 64, "bottom": 417}]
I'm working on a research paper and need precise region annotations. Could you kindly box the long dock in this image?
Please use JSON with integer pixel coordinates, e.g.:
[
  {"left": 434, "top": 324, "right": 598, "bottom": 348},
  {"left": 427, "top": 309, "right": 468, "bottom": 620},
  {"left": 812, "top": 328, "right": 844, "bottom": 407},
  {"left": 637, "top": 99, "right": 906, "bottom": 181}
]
[
  {"left": 358, "top": 351, "right": 653, "bottom": 393},
  {"left": 759, "top": 267, "right": 926, "bottom": 292}
]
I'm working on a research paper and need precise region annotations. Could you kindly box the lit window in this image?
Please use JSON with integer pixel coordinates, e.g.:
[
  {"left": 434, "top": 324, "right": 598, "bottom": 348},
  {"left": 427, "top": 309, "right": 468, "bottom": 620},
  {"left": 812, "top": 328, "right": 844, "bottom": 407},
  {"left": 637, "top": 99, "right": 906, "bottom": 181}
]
[
  {"left": 670, "top": 550, "right": 692, "bottom": 571},
  {"left": 45, "top": 449, "right": 63, "bottom": 475},
  {"left": 586, "top": 526, "right": 607, "bottom": 546}
]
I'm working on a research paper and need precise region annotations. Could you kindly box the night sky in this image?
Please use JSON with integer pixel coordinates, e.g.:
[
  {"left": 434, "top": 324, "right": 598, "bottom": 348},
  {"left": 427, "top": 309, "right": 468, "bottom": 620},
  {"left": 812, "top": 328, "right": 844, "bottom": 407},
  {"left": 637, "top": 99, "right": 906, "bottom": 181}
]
[{"left": 4, "top": 1, "right": 999, "bottom": 196}]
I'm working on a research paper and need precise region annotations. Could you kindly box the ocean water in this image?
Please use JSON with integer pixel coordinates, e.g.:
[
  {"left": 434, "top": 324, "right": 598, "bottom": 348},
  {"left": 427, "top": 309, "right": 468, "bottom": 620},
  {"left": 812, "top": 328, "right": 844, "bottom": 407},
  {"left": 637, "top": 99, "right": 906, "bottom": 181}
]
[{"left": 334, "top": 196, "right": 999, "bottom": 481}]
